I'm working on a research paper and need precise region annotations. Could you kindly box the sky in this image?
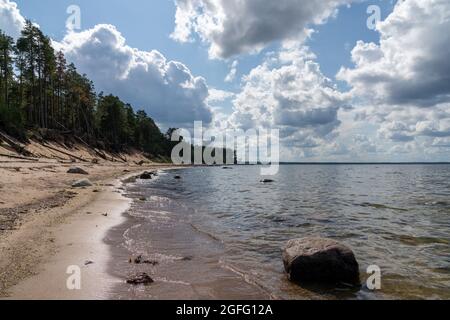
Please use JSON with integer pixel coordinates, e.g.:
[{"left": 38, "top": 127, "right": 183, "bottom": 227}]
[{"left": 1, "top": 0, "right": 450, "bottom": 162}]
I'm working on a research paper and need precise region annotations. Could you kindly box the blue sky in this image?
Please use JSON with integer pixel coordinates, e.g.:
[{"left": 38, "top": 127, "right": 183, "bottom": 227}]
[
  {"left": 14, "top": 0, "right": 393, "bottom": 92},
  {"left": 2, "top": 0, "right": 450, "bottom": 162}
]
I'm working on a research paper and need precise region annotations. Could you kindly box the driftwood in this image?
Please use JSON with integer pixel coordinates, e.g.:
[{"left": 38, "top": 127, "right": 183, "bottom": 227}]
[
  {"left": 0, "top": 153, "right": 39, "bottom": 161},
  {"left": 73, "top": 135, "right": 108, "bottom": 161},
  {"left": 114, "top": 153, "right": 128, "bottom": 163},
  {"left": 0, "top": 132, "right": 35, "bottom": 157},
  {"left": 41, "top": 142, "right": 89, "bottom": 162}
]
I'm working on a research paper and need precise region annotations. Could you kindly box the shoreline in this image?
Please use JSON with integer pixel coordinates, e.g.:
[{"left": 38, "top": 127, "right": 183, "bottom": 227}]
[{"left": 0, "top": 164, "right": 181, "bottom": 299}]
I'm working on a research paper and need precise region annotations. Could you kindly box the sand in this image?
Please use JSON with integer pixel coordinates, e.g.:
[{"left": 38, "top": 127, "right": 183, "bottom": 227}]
[{"left": 0, "top": 139, "right": 179, "bottom": 298}]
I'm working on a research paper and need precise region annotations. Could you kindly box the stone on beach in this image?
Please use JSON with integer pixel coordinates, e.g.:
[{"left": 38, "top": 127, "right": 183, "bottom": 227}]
[
  {"left": 67, "top": 167, "right": 89, "bottom": 175},
  {"left": 282, "top": 237, "right": 360, "bottom": 285},
  {"left": 126, "top": 273, "right": 154, "bottom": 285},
  {"left": 72, "top": 179, "right": 93, "bottom": 188}
]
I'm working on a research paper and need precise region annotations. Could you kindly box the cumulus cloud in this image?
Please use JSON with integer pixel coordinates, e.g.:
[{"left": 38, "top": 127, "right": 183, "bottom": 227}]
[
  {"left": 56, "top": 24, "right": 212, "bottom": 125},
  {"left": 229, "top": 43, "right": 349, "bottom": 149},
  {"left": 336, "top": 0, "right": 450, "bottom": 159},
  {"left": 224, "top": 60, "right": 238, "bottom": 83},
  {"left": 171, "top": 0, "right": 351, "bottom": 59},
  {"left": 337, "top": 0, "right": 450, "bottom": 108},
  {"left": 207, "top": 88, "right": 235, "bottom": 103},
  {"left": 0, "top": 0, "right": 25, "bottom": 39}
]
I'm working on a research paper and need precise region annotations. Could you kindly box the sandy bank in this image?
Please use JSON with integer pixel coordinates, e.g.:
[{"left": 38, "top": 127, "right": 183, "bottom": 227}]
[{"left": 0, "top": 151, "right": 179, "bottom": 298}]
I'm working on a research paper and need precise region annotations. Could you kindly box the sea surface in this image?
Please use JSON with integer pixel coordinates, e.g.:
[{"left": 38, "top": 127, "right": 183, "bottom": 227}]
[{"left": 109, "top": 165, "right": 450, "bottom": 300}]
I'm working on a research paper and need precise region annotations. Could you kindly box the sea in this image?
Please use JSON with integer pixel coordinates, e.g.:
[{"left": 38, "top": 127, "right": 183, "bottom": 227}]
[{"left": 106, "top": 164, "right": 450, "bottom": 300}]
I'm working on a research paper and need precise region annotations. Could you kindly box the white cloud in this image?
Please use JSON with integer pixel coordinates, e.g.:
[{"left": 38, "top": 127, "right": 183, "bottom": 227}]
[
  {"left": 337, "top": 0, "right": 450, "bottom": 108},
  {"left": 336, "top": 0, "right": 450, "bottom": 159},
  {"left": 207, "top": 88, "right": 235, "bottom": 103},
  {"left": 171, "top": 0, "right": 351, "bottom": 59},
  {"left": 56, "top": 24, "right": 213, "bottom": 126},
  {"left": 0, "top": 0, "right": 25, "bottom": 39},
  {"left": 224, "top": 60, "right": 238, "bottom": 83},
  {"left": 229, "top": 43, "right": 349, "bottom": 150}
]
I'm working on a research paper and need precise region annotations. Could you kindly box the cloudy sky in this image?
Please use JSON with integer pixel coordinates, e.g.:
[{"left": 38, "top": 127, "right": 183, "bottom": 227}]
[{"left": 1, "top": 0, "right": 450, "bottom": 162}]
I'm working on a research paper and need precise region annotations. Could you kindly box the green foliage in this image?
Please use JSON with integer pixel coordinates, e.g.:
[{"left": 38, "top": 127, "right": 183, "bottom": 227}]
[{"left": 0, "top": 24, "right": 177, "bottom": 160}]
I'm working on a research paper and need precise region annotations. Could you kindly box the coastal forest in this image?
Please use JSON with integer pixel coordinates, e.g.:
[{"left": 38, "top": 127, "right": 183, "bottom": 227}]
[{"left": 0, "top": 21, "right": 178, "bottom": 159}]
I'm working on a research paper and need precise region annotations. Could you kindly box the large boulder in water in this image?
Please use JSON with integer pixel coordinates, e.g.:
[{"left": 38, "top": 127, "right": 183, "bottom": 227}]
[{"left": 282, "top": 237, "right": 360, "bottom": 285}]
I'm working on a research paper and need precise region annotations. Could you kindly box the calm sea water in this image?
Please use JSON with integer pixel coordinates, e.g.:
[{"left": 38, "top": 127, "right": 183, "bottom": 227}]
[{"left": 117, "top": 165, "right": 450, "bottom": 300}]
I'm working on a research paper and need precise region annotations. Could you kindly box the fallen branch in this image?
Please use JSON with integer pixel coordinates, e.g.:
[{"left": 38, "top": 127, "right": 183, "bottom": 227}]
[
  {"left": 41, "top": 142, "right": 89, "bottom": 162},
  {"left": 0, "top": 153, "right": 39, "bottom": 161},
  {"left": 0, "top": 132, "right": 35, "bottom": 157}
]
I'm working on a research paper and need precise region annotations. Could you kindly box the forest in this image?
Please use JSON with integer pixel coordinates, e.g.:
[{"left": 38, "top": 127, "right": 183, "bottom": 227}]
[{"left": 0, "top": 21, "right": 178, "bottom": 159}]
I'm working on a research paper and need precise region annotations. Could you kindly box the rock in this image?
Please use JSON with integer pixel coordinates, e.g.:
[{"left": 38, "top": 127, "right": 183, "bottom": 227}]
[
  {"left": 222, "top": 166, "right": 233, "bottom": 170},
  {"left": 126, "top": 273, "right": 154, "bottom": 285},
  {"left": 261, "top": 179, "right": 275, "bottom": 183},
  {"left": 139, "top": 171, "right": 153, "bottom": 180},
  {"left": 131, "top": 255, "right": 158, "bottom": 265},
  {"left": 133, "top": 255, "right": 143, "bottom": 264},
  {"left": 282, "top": 237, "right": 360, "bottom": 285},
  {"left": 174, "top": 175, "right": 182, "bottom": 180},
  {"left": 91, "top": 158, "right": 99, "bottom": 164},
  {"left": 84, "top": 260, "right": 94, "bottom": 266},
  {"left": 102, "top": 213, "right": 108, "bottom": 217},
  {"left": 67, "top": 167, "right": 89, "bottom": 175},
  {"left": 72, "top": 179, "right": 93, "bottom": 188},
  {"left": 136, "top": 160, "right": 145, "bottom": 166},
  {"left": 181, "top": 256, "right": 193, "bottom": 261}
]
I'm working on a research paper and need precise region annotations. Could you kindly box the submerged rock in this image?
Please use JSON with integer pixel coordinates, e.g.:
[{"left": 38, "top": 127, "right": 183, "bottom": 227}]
[
  {"left": 139, "top": 171, "right": 153, "bottom": 180},
  {"left": 126, "top": 273, "right": 154, "bottom": 285},
  {"left": 282, "top": 237, "right": 360, "bottom": 285},
  {"left": 67, "top": 167, "right": 89, "bottom": 175},
  {"left": 72, "top": 179, "right": 93, "bottom": 188},
  {"left": 131, "top": 255, "right": 159, "bottom": 266}
]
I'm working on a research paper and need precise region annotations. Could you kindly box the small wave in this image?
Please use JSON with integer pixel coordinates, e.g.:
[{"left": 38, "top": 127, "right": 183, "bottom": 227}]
[
  {"left": 219, "top": 259, "right": 280, "bottom": 300},
  {"left": 384, "top": 233, "right": 450, "bottom": 246},
  {"left": 154, "top": 277, "right": 191, "bottom": 286},
  {"left": 359, "top": 202, "right": 408, "bottom": 212},
  {"left": 189, "top": 223, "right": 222, "bottom": 242}
]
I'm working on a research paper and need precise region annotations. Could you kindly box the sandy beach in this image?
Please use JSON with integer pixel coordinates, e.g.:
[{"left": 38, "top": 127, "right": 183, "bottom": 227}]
[{"left": 0, "top": 139, "right": 179, "bottom": 299}]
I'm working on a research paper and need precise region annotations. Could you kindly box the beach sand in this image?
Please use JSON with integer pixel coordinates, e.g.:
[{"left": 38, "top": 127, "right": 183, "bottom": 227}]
[{"left": 0, "top": 145, "right": 178, "bottom": 298}]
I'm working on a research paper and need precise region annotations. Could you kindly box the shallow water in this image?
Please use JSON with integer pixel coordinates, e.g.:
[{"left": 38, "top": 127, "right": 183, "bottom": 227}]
[{"left": 113, "top": 165, "right": 450, "bottom": 300}]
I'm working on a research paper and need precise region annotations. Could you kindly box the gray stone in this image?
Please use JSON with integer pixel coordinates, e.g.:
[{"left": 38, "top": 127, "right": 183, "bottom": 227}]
[
  {"left": 67, "top": 167, "right": 89, "bottom": 175},
  {"left": 126, "top": 273, "right": 154, "bottom": 285},
  {"left": 72, "top": 179, "right": 93, "bottom": 188},
  {"left": 282, "top": 237, "right": 360, "bottom": 285},
  {"left": 139, "top": 172, "right": 153, "bottom": 180}
]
